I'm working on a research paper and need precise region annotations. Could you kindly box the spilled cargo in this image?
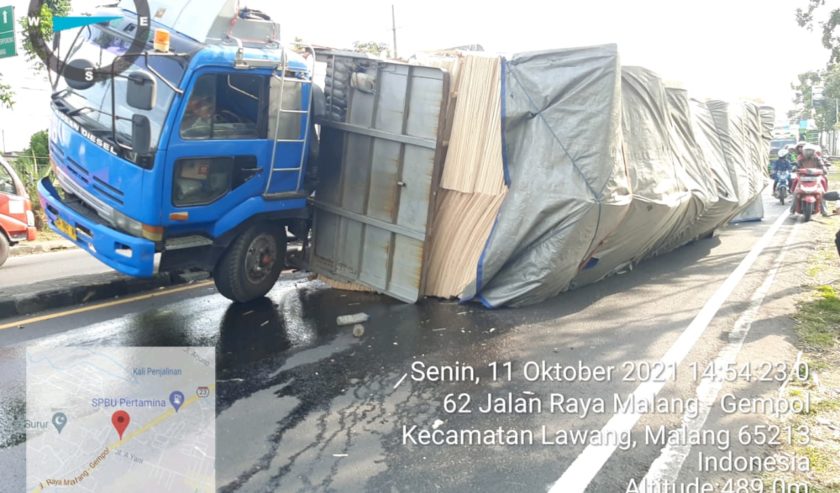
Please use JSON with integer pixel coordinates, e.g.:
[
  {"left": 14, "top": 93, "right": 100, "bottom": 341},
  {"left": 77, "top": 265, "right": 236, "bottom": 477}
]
[{"left": 312, "top": 44, "right": 771, "bottom": 308}]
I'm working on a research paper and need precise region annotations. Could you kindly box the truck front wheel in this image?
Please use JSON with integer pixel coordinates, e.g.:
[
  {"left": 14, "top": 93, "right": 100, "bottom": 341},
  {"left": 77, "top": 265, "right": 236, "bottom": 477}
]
[{"left": 214, "top": 225, "right": 286, "bottom": 303}]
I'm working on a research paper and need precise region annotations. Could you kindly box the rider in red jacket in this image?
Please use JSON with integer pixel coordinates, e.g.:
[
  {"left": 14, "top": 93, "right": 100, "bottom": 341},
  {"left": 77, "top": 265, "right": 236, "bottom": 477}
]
[{"left": 792, "top": 144, "right": 830, "bottom": 216}]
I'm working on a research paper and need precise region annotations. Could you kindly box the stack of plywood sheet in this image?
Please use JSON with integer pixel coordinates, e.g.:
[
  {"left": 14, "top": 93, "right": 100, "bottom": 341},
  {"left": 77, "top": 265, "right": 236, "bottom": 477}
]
[{"left": 422, "top": 53, "right": 508, "bottom": 299}]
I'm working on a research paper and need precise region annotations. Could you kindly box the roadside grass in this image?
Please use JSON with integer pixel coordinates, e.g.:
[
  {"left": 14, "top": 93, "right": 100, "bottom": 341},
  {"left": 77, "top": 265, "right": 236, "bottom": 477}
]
[
  {"left": 795, "top": 285, "right": 840, "bottom": 349},
  {"left": 767, "top": 212, "right": 840, "bottom": 493}
]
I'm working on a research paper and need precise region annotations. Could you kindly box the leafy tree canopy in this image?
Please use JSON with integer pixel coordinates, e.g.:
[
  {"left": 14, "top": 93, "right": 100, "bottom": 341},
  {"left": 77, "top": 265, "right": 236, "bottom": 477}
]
[
  {"left": 789, "top": 67, "right": 840, "bottom": 130},
  {"left": 0, "top": 77, "right": 12, "bottom": 109},
  {"left": 797, "top": 0, "right": 840, "bottom": 63},
  {"left": 20, "top": 0, "right": 71, "bottom": 70},
  {"left": 353, "top": 41, "right": 389, "bottom": 57}
]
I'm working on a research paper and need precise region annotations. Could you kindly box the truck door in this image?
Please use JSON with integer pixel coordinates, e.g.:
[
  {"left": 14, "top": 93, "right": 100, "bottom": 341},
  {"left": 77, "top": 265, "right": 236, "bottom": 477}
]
[
  {"left": 163, "top": 71, "right": 274, "bottom": 234},
  {"left": 309, "top": 55, "right": 449, "bottom": 303}
]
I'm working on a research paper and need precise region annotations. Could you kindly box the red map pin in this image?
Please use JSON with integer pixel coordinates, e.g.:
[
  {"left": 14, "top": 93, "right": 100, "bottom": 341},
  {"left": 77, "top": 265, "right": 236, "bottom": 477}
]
[{"left": 111, "top": 410, "right": 130, "bottom": 440}]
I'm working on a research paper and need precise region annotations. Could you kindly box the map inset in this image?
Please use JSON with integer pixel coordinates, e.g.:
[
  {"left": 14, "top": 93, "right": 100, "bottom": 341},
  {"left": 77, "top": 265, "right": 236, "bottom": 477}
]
[{"left": 26, "top": 347, "right": 215, "bottom": 492}]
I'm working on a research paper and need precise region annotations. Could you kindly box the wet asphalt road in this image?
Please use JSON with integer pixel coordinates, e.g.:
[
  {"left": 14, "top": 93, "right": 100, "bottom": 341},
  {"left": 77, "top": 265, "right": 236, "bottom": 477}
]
[{"left": 0, "top": 198, "right": 810, "bottom": 492}]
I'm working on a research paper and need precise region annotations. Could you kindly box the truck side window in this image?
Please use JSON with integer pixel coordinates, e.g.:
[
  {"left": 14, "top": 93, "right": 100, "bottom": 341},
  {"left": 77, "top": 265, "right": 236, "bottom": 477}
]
[
  {"left": 173, "top": 157, "right": 234, "bottom": 206},
  {"left": 181, "top": 73, "right": 268, "bottom": 141},
  {"left": 0, "top": 164, "right": 16, "bottom": 195}
]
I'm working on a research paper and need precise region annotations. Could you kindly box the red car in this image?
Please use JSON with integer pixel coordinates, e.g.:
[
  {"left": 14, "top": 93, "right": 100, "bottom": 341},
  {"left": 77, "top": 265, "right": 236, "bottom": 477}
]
[{"left": 0, "top": 156, "right": 37, "bottom": 266}]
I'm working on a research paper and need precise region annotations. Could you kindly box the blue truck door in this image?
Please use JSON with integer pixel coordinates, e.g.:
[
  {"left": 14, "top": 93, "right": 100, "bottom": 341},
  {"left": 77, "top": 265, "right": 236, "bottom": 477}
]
[
  {"left": 163, "top": 71, "right": 274, "bottom": 234},
  {"left": 264, "top": 71, "right": 313, "bottom": 197}
]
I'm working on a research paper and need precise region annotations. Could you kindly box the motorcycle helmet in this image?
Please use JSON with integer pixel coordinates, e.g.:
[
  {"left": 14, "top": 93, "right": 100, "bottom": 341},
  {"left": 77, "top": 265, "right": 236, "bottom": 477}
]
[
  {"left": 803, "top": 143, "right": 819, "bottom": 159},
  {"left": 778, "top": 148, "right": 789, "bottom": 158}
]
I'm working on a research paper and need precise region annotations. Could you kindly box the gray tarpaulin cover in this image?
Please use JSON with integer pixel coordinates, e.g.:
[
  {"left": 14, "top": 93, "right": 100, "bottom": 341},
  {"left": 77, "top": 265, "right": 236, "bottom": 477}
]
[
  {"left": 574, "top": 66, "right": 693, "bottom": 286},
  {"left": 461, "top": 45, "right": 771, "bottom": 308},
  {"left": 461, "top": 45, "right": 632, "bottom": 307},
  {"left": 647, "top": 87, "right": 722, "bottom": 255}
]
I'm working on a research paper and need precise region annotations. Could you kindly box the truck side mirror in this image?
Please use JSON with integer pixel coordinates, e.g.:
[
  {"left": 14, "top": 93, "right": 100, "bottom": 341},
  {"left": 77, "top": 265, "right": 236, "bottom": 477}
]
[
  {"left": 132, "top": 115, "right": 152, "bottom": 155},
  {"left": 126, "top": 71, "right": 157, "bottom": 110}
]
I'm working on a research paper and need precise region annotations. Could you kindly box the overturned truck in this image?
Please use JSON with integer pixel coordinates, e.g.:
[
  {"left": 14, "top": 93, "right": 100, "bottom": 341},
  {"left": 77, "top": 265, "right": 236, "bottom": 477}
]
[{"left": 311, "top": 44, "right": 771, "bottom": 308}]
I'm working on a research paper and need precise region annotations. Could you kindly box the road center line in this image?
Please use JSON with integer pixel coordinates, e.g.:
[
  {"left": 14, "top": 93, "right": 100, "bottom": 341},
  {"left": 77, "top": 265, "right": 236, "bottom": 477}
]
[
  {"left": 548, "top": 210, "right": 791, "bottom": 493},
  {"left": 639, "top": 218, "right": 798, "bottom": 489}
]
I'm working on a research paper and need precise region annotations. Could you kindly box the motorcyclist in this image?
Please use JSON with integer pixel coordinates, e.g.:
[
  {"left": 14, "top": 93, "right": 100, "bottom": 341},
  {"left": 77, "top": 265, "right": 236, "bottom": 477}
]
[
  {"left": 799, "top": 144, "right": 828, "bottom": 172},
  {"left": 792, "top": 143, "right": 830, "bottom": 216},
  {"left": 792, "top": 141, "right": 807, "bottom": 167},
  {"left": 772, "top": 149, "right": 793, "bottom": 194}
]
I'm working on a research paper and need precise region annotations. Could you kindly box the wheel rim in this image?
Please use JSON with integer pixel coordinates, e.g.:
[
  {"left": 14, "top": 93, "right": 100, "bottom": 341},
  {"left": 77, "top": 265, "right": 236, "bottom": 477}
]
[{"left": 244, "top": 233, "right": 278, "bottom": 284}]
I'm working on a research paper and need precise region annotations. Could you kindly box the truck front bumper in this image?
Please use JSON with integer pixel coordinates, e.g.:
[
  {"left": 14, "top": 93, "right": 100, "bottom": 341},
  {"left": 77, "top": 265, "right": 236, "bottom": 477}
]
[
  {"left": 38, "top": 178, "right": 156, "bottom": 277},
  {"left": 6, "top": 226, "right": 36, "bottom": 243}
]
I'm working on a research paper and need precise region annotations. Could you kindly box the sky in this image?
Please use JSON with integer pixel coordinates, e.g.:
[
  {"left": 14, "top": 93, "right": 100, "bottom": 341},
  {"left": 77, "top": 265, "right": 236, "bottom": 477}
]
[{"left": 0, "top": 0, "right": 832, "bottom": 151}]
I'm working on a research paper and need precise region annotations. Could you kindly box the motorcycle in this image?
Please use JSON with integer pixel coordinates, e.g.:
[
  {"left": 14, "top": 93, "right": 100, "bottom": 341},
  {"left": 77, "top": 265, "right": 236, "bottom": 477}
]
[
  {"left": 773, "top": 169, "right": 792, "bottom": 205},
  {"left": 792, "top": 168, "right": 826, "bottom": 222}
]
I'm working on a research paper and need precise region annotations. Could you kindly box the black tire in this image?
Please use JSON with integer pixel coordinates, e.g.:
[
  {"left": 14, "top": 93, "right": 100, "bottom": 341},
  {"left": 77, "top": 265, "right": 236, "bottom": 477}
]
[
  {"left": 779, "top": 188, "right": 786, "bottom": 205},
  {"left": 803, "top": 202, "right": 814, "bottom": 222},
  {"left": 214, "top": 225, "right": 286, "bottom": 303},
  {"left": 0, "top": 233, "right": 9, "bottom": 268}
]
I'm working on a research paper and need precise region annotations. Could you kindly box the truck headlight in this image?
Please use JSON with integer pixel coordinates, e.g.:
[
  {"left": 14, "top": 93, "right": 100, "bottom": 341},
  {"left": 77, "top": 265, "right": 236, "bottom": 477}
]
[
  {"left": 113, "top": 211, "right": 164, "bottom": 242},
  {"left": 113, "top": 210, "right": 144, "bottom": 237}
]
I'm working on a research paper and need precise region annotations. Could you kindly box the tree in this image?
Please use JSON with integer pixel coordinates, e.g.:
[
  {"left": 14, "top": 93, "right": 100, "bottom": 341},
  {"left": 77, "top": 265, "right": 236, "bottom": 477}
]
[
  {"left": 352, "top": 41, "right": 389, "bottom": 57},
  {"left": 13, "top": 130, "right": 51, "bottom": 228},
  {"left": 797, "top": 0, "right": 840, "bottom": 63},
  {"left": 789, "top": 70, "right": 822, "bottom": 121},
  {"left": 0, "top": 1, "right": 72, "bottom": 104},
  {"left": 788, "top": 67, "right": 840, "bottom": 131},
  {"left": 19, "top": 0, "right": 71, "bottom": 87},
  {"left": 292, "top": 36, "right": 305, "bottom": 52},
  {"left": 0, "top": 77, "right": 12, "bottom": 109}
]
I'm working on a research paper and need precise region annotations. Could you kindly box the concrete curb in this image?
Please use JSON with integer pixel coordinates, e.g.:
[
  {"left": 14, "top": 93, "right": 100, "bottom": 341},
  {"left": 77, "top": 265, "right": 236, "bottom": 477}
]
[
  {"left": 10, "top": 240, "right": 76, "bottom": 257},
  {"left": 0, "top": 271, "right": 208, "bottom": 321}
]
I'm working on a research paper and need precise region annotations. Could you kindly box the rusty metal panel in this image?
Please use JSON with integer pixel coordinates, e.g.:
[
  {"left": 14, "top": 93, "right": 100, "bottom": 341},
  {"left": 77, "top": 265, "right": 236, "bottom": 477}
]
[{"left": 309, "top": 52, "right": 448, "bottom": 303}]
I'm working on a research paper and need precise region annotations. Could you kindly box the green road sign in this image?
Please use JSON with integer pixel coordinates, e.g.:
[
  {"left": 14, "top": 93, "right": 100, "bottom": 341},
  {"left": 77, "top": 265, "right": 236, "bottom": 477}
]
[{"left": 0, "top": 5, "right": 16, "bottom": 59}]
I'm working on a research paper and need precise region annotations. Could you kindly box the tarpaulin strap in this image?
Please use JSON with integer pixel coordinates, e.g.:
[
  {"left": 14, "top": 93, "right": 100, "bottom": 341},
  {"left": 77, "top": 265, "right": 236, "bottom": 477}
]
[
  {"left": 508, "top": 64, "right": 600, "bottom": 201},
  {"left": 500, "top": 58, "right": 512, "bottom": 187}
]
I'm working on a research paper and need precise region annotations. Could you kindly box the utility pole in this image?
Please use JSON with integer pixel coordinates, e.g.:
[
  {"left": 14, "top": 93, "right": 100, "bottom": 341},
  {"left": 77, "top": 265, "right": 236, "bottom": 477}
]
[{"left": 391, "top": 5, "right": 398, "bottom": 59}]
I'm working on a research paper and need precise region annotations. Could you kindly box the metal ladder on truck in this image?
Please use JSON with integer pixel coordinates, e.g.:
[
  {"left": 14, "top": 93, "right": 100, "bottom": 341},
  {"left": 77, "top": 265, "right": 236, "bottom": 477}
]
[{"left": 264, "top": 46, "right": 316, "bottom": 199}]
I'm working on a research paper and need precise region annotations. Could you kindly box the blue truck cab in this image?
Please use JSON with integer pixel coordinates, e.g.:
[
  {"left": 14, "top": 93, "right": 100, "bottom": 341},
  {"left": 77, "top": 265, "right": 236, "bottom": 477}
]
[{"left": 38, "top": 1, "right": 322, "bottom": 302}]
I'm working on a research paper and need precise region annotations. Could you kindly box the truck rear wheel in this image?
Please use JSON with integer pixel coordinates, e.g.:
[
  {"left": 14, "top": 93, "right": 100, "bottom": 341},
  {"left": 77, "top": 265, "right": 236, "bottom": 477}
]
[
  {"left": 0, "top": 234, "right": 9, "bottom": 267},
  {"left": 214, "top": 225, "right": 286, "bottom": 303}
]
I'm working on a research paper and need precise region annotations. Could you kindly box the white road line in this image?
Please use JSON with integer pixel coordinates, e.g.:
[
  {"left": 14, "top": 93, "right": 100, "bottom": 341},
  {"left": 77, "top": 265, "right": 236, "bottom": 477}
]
[
  {"left": 639, "top": 219, "right": 798, "bottom": 490},
  {"left": 548, "top": 211, "right": 791, "bottom": 493},
  {"left": 394, "top": 373, "right": 408, "bottom": 389}
]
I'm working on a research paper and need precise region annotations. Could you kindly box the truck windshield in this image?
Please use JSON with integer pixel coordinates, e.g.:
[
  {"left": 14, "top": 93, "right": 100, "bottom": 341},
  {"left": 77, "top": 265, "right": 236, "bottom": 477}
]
[{"left": 54, "top": 24, "right": 188, "bottom": 162}]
